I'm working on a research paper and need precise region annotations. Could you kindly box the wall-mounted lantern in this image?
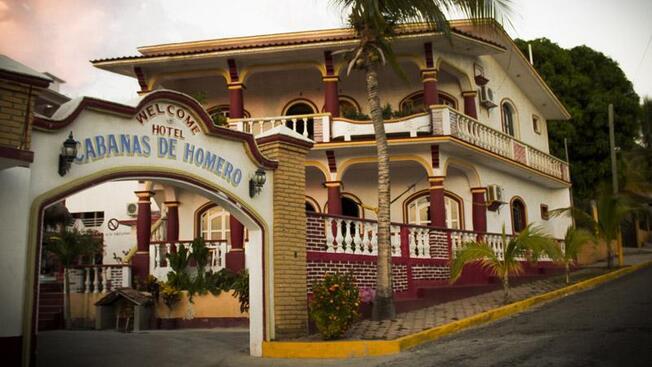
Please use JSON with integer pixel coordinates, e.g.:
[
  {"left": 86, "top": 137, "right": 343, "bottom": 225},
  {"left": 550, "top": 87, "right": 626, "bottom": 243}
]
[
  {"left": 249, "top": 168, "right": 267, "bottom": 198},
  {"left": 58, "top": 132, "right": 78, "bottom": 176}
]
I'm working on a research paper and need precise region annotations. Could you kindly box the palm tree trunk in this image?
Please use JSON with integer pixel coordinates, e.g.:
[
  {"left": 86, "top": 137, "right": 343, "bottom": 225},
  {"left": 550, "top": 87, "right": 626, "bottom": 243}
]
[
  {"left": 606, "top": 240, "right": 614, "bottom": 269},
  {"left": 565, "top": 261, "right": 570, "bottom": 284},
  {"left": 366, "top": 62, "right": 395, "bottom": 321},
  {"left": 502, "top": 270, "right": 510, "bottom": 304},
  {"left": 64, "top": 267, "right": 72, "bottom": 329}
]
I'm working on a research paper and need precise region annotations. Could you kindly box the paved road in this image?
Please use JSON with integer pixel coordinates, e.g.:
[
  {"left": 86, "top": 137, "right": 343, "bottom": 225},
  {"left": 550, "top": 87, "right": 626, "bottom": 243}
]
[
  {"left": 379, "top": 265, "right": 652, "bottom": 367},
  {"left": 37, "top": 264, "right": 652, "bottom": 367}
]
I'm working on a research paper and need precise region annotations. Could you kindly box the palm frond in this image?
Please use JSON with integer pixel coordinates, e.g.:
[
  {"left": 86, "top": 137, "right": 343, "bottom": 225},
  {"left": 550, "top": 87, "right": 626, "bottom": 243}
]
[
  {"left": 450, "top": 241, "right": 499, "bottom": 282},
  {"left": 562, "top": 227, "right": 593, "bottom": 261}
]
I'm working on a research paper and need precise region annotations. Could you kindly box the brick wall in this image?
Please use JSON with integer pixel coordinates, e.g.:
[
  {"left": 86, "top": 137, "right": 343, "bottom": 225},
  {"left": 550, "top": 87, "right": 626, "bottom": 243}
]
[
  {"left": 306, "top": 214, "right": 326, "bottom": 251},
  {"left": 412, "top": 264, "right": 450, "bottom": 280},
  {"left": 513, "top": 142, "right": 526, "bottom": 164},
  {"left": 0, "top": 79, "right": 33, "bottom": 149},
  {"left": 306, "top": 260, "right": 409, "bottom": 293},
  {"left": 429, "top": 230, "right": 450, "bottom": 259},
  {"left": 259, "top": 136, "right": 311, "bottom": 339}
]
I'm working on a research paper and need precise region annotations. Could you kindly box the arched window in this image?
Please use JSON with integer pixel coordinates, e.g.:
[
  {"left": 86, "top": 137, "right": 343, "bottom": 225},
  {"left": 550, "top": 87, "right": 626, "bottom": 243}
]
[
  {"left": 282, "top": 99, "right": 316, "bottom": 139},
  {"left": 338, "top": 96, "right": 361, "bottom": 118},
  {"left": 207, "top": 105, "right": 250, "bottom": 126},
  {"left": 305, "top": 196, "right": 320, "bottom": 213},
  {"left": 405, "top": 191, "right": 463, "bottom": 229},
  {"left": 200, "top": 206, "right": 230, "bottom": 243},
  {"left": 501, "top": 102, "right": 516, "bottom": 137},
  {"left": 511, "top": 197, "right": 527, "bottom": 233},
  {"left": 400, "top": 91, "right": 458, "bottom": 114},
  {"left": 341, "top": 195, "right": 361, "bottom": 218}
]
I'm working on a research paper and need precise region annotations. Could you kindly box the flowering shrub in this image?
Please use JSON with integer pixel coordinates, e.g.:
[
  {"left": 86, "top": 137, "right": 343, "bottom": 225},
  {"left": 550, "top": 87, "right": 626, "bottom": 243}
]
[
  {"left": 359, "top": 287, "right": 375, "bottom": 303},
  {"left": 309, "top": 272, "right": 360, "bottom": 340}
]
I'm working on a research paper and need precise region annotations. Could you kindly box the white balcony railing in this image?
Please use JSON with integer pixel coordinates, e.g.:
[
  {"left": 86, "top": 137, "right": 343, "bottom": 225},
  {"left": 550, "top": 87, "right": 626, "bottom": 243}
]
[
  {"left": 69, "top": 265, "right": 132, "bottom": 293},
  {"left": 228, "top": 113, "right": 330, "bottom": 142},
  {"left": 433, "top": 106, "right": 570, "bottom": 181},
  {"left": 449, "top": 229, "right": 563, "bottom": 262},
  {"left": 227, "top": 106, "right": 569, "bottom": 182},
  {"left": 149, "top": 240, "right": 228, "bottom": 281}
]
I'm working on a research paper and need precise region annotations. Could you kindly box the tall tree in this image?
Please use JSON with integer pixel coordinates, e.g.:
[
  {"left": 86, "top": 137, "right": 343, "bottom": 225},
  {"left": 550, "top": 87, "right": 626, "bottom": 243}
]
[
  {"left": 333, "top": 0, "right": 511, "bottom": 320},
  {"left": 514, "top": 38, "right": 641, "bottom": 205}
]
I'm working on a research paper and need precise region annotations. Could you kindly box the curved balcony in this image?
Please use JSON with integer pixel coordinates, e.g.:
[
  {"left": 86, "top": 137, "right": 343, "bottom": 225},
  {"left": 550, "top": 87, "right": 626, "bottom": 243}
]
[{"left": 228, "top": 106, "right": 570, "bottom": 183}]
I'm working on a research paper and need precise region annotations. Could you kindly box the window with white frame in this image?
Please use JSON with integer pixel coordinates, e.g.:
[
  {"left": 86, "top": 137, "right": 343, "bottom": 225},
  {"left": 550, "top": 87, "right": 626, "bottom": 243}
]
[
  {"left": 406, "top": 193, "right": 462, "bottom": 229},
  {"left": 200, "top": 206, "right": 230, "bottom": 243}
]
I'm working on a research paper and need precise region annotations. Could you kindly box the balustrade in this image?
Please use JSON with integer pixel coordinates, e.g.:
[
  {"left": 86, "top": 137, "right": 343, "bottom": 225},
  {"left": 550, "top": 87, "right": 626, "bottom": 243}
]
[
  {"left": 149, "top": 240, "right": 228, "bottom": 281},
  {"left": 71, "top": 265, "right": 132, "bottom": 293},
  {"left": 229, "top": 113, "right": 330, "bottom": 142}
]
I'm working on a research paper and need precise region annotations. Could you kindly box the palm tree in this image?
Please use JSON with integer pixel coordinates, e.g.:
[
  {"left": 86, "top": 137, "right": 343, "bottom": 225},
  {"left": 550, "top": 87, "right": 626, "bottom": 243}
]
[
  {"left": 450, "top": 225, "right": 560, "bottom": 303},
  {"left": 45, "top": 228, "right": 102, "bottom": 329},
  {"left": 333, "top": 0, "right": 511, "bottom": 320},
  {"left": 554, "top": 191, "right": 634, "bottom": 269},
  {"left": 560, "top": 227, "right": 593, "bottom": 284}
]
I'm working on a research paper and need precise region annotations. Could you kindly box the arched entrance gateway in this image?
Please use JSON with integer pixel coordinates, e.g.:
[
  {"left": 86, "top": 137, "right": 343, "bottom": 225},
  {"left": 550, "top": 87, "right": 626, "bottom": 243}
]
[{"left": 19, "top": 90, "right": 312, "bottom": 365}]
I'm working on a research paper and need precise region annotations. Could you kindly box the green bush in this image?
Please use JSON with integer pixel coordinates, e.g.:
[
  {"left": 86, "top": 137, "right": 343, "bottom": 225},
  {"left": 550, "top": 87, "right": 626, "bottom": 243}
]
[{"left": 309, "top": 272, "right": 360, "bottom": 340}]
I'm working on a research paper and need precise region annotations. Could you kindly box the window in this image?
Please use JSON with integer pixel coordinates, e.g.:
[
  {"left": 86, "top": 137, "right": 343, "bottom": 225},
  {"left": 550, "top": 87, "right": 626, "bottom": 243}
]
[
  {"left": 407, "top": 195, "right": 431, "bottom": 226},
  {"left": 71, "top": 211, "right": 104, "bottom": 228},
  {"left": 207, "top": 105, "right": 250, "bottom": 120},
  {"left": 305, "top": 201, "right": 317, "bottom": 212},
  {"left": 338, "top": 96, "right": 361, "bottom": 118},
  {"left": 200, "top": 206, "right": 230, "bottom": 243},
  {"left": 511, "top": 198, "right": 527, "bottom": 233},
  {"left": 445, "top": 196, "right": 462, "bottom": 229},
  {"left": 501, "top": 102, "right": 516, "bottom": 137},
  {"left": 406, "top": 192, "right": 463, "bottom": 229},
  {"left": 283, "top": 99, "right": 316, "bottom": 139},
  {"left": 540, "top": 204, "right": 549, "bottom": 220},
  {"left": 400, "top": 91, "right": 458, "bottom": 114},
  {"left": 532, "top": 115, "right": 541, "bottom": 134}
]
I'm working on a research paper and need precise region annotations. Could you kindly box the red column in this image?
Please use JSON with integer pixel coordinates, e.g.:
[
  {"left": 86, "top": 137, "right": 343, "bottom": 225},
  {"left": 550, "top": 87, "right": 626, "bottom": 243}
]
[
  {"left": 462, "top": 91, "right": 478, "bottom": 119},
  {"left": 325, "top": 181, "right": 342, "bottom": 215},
  {"left": 164, "top": 201, "right": 179, "bottom": 249},
  {"left": 428, "top": 176, "right": 446, "bottom": 228},
  {"left": 133, "top": 191, "right": 153, "bottom": 281},
  {"left": 422, "top": 69, "right": 439, "bottom": 107},
  {"left": 228, "top": 83, "right": 244, "bottom": 118},
  {"left": 323, "top": 76, "right": 340, "bottom": 117},
  {"left": 226, "top": 215, "right": 246, "bottom": 273},
  {"left": 471, "top": 188, "right": 488, "bottom": 233}
]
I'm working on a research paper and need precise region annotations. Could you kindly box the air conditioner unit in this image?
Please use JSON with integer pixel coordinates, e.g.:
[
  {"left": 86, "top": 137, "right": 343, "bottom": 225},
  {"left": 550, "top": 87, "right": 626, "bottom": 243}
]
[
  {"left": 486, "top": 184, "right": 504, "bottom": 211},
  {"left": 127, "top": 203, "right": 138, "bottom": 217},
  {"left": 479, "top": 85, "right": 497, "bottom": 109}
]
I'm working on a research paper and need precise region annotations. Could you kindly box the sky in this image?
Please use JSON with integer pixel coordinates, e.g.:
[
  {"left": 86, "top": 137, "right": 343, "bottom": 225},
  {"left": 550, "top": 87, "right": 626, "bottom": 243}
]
[{"left": 1, "top": 0, "right": 651, "bottom": 104}]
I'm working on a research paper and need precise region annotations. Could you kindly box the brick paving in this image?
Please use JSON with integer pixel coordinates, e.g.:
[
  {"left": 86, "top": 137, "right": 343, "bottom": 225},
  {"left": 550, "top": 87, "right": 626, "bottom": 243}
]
[{"left": 343, "top": 250, "right": 652, "bottom": 341}]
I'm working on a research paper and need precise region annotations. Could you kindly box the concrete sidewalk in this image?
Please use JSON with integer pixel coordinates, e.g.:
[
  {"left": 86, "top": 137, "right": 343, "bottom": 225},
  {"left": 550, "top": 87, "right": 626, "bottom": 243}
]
[{"left": 343, "top": 250, "right": 652, "bottom": 341}]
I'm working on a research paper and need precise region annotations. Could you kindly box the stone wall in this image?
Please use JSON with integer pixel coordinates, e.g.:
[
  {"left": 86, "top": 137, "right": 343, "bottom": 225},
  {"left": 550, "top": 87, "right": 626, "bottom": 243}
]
[{"left": 0, "top": 79, "right": 34, "bottom": 149}]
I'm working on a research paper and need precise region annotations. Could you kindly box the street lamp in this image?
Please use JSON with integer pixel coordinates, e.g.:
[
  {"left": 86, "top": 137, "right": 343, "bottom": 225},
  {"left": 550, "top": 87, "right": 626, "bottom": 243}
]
[
  {"left": 249, "top": 167, "right": 267, "bottom": 198},
  {"left": 58, "top": 132, "right": 78, "bottom": 176}
]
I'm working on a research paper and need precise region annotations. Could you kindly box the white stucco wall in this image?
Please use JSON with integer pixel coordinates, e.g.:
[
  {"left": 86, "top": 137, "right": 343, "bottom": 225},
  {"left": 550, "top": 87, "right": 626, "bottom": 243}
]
[
  {"left": 0, "top": 167, "right": 30, "bottom": 338},
  {"left": 65, "top": 180, "right": 148, "bottom": 264}
]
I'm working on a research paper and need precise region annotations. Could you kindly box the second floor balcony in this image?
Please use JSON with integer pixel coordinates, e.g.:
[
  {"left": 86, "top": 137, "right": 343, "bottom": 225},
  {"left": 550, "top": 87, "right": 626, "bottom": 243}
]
[{"left": 228, "top": 105, "right": 570, "bottom": 184}]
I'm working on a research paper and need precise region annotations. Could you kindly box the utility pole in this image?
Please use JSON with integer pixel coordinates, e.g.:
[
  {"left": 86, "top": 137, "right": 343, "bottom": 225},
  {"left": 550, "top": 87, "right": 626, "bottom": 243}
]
[
  {"left": 608, "top": 103, "right": 624, "bottom": 266},
  {"left": 564, "top": 138, "right": 575, "bottom": 227}
]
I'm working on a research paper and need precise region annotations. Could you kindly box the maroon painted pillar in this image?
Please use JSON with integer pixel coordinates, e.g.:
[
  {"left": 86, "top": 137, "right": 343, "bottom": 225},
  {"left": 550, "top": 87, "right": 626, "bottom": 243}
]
[
  {"left": 428, "top": 176, "right": 446, "bottom": 228},
  {"left": 462, "top": 91, "right": 478, "bottom": 119},
  {"left": 325, "top": 181, "right": 342, "bottom": 215},
  {"left": 323, "top": 76, "right": 340, "bottom": 117},
  {"left": 133, "top": 191, "right": 153, "bottom": 281},
  {"left": 422, "top": 69, "right": 439, "bottom": 107},
  {"left": 228, "top": 83, "right": 244, "bottom": 119},
  {"left": 226, "top": 215, "right": 246, "bottom": 273},
  {"left": 471, "top": 188, "right": 488, "bottom": 233},
  {"left": 164, "top": 201, "right": 179, "bottom": 256},
  {"left": 323, "top": 50, "right": 340, "bottom": 117}
]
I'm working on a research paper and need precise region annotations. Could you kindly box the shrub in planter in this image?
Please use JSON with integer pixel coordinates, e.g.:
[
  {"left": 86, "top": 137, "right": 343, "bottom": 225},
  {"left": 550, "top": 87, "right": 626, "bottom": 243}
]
[
  {"left": 309, "top": 272, "right": 360, "bottom": 340},
  {"left": 160, "top": 283, "right": 181, "bottom": 318}
]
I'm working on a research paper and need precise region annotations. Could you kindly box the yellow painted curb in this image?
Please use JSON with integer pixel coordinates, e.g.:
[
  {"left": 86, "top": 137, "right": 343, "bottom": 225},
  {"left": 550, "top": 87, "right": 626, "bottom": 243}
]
[{"left": 262, "top": 260, "right": 652, "bottom": 359}]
